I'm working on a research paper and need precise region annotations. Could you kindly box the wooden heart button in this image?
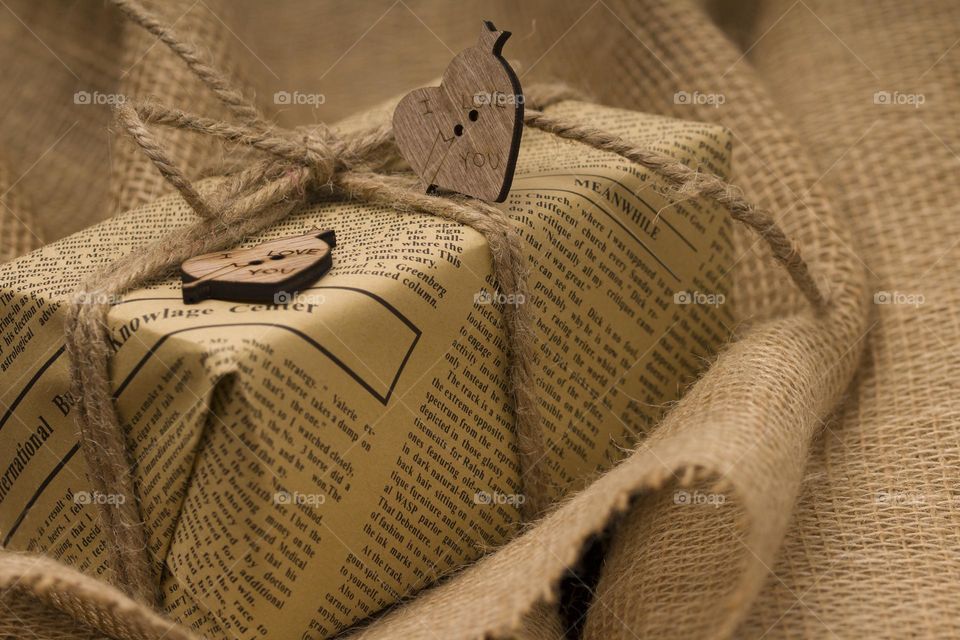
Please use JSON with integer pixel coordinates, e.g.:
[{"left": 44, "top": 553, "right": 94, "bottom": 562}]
[
  {"left": 180, "top": 229, "right": 336, "bottom": 304},
  {"left": 393, "top": 21, "right": 524, "bottom": 203}
]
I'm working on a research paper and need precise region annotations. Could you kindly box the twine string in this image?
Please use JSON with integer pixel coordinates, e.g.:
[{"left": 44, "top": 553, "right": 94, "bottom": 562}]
[{"left": 74, "top": 0, "right": 827, "bottom": 604}]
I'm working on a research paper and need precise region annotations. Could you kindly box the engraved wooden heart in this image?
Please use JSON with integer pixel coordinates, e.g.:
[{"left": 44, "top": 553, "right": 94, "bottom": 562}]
[
  {"left": 393, "top": 21, "right": 524, "bottom": 203},
  {"left": 180, "top": 230, "right": 336, "bottom": 304}
]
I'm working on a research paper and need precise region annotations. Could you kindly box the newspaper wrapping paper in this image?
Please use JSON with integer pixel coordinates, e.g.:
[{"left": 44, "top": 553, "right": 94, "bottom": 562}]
[{"left": 0, "top": 101, "right": 734, "bottom": 639}]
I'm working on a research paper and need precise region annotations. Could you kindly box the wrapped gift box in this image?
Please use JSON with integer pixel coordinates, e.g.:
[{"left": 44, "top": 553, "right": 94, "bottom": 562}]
[{"left": 0, "top": 100, "right": 734, "bottom": 638}]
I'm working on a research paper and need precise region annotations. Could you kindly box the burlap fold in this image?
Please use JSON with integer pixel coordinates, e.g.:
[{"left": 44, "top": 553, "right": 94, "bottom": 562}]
[
  {"left": 0, "top": 552, "right": 197, "bottom": 640},
  {"left": 728, "top": 0, "right": 960, "bottom": 636}
]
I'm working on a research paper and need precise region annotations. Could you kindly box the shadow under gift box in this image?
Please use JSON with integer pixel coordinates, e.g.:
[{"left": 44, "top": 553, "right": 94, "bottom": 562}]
[{"left": 0, "top": 101, "right": 734, "bottom": 639}]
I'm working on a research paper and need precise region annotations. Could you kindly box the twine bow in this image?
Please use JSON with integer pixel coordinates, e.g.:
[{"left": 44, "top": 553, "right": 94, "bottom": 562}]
[{"left": 68, "top": 0, "right": 826, "bottom": 605}]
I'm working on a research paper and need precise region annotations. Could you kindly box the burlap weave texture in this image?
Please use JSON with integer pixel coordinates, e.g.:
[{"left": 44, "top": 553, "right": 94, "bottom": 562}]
[{"left": 4, "top": 0, "right": 954, "bottom": 638}]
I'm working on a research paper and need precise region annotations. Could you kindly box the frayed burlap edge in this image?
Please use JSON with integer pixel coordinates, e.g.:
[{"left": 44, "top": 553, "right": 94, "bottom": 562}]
[{"left": 0, "top": 551, "right": 198, "bottom": 640}]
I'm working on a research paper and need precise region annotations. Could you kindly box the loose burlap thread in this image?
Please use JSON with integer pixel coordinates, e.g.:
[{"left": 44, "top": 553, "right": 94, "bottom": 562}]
[{"left": 0, "top": 0, "right": 836, "bottom": 636}]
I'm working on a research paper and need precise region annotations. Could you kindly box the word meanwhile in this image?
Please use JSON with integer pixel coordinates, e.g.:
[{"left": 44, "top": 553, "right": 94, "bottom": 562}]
[{"left": 573, "top": 178, "right": 661, "bottom": 241}]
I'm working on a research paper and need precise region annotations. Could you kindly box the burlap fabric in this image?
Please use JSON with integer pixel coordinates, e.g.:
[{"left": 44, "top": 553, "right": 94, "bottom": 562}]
[
  {"left": 0, "top": 160, "right": 40, "bottom": 263},
  {"left": 0, "top": 0, "right": 240, "bottom": 259},
  {"left": 727, "top": 1, "right": 960, "bottom": 636},
  {"left": 2, "top": 0, "right": 956, "bottom": 638},
  {"left": 569, "top": 1, "right": 960, "bottom": 636},
  {"left": 0, "top": 1, "right": 121, "bottom": 250}
]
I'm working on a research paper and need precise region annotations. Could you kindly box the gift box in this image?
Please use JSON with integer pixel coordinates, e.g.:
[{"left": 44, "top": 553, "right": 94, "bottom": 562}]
[{"left": 0, "top": 100, "right": 734, "bottom": 638}]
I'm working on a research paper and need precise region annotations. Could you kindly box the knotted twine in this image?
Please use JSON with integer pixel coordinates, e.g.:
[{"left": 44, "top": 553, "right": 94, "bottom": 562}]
[{"left": 67, "top": 0, "right": 827, "bottom": 605}]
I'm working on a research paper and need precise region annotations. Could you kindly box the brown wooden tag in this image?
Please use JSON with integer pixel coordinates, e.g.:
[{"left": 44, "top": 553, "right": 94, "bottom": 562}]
[
  {"left": 393, "top": 21, "right": 523, "bottom": 203},
  {"left": 180, "top": 229, "right": 335, "bottom": 304}
]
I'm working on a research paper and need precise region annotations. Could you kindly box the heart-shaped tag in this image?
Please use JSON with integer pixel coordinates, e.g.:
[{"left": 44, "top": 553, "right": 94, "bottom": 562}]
[
  {"left": 180, "top": 229, "right": 336, "bottom": 304},
  {"left": 393, "top": 21, "right": 524, "bottom": 203}
]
